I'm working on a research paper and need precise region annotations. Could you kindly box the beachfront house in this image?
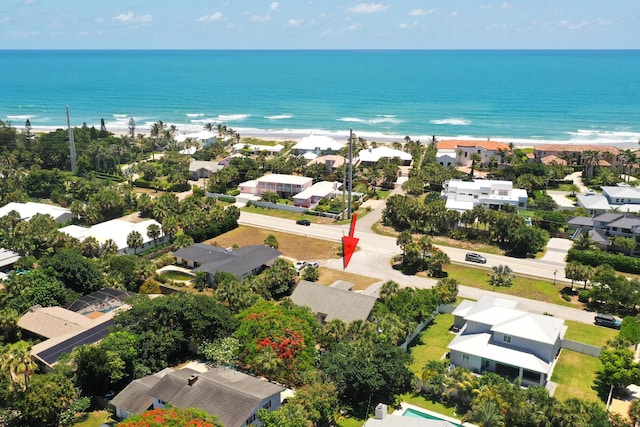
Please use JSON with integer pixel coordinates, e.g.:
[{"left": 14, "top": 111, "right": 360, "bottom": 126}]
[
  {"left": 306, "top": 154, "right": 347, "bottom": 174},
  {"left": 291, "top": 134, "right": 344, "bottom": 159},
  {"left": 437, "top": 140, "right": 510, "bottom": 167},
  {"left": 0, "top": 201, "right": 73, "bottom": 223},
  {"left": 290, "top": 280, "right": 377, "bottom": 325},
  {"left": 173, "top": 243, "right": 282, "bottom": 285},
  {"left": 448, "top": 296, "right": 566, "bottom": 386},
  {"left": 441, "top": 179, "right": 528, "bottom": 212},
  {"left": 110, "top": 366, "right": 285, "bottom": 427},
  {"left": 533, "top": 144, "right": 623, "bottom": 167},
  {"left": 569, "top": 212, "right": 640, "bottom": 252},
  {"left": 357, "top": 146, "right": 412, "bottom": 167},
  {"left": 436, "top": 149, "right": 457, "bottom": 167},
  {"left": 232, "top": 142, "right": 284, "bottom": 156}
]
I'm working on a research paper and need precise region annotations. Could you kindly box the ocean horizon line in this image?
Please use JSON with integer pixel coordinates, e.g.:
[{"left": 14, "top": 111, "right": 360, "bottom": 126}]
[{"left": 2, "top": 48, "right": 639, "bottom": 52}]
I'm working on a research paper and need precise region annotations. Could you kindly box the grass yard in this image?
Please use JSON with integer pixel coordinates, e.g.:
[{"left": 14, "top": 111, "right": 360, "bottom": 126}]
[
  {"left": 317, "top": 267, "right": 380, "bottom": 291},
  {"left": 399, "top": 392, "right": 459, "bottom": 418},
  {"left": 551, "top": 349, "right": 602, "bottom": 403},
  {"left": 408, "top": 313, "right": 456, "bottom": 375},
  {"left": 206, "top": 225, "right": 340, "bottom": 261},
  {"left": 71, "top": 410, "right": 115, "bottom": 427},
  {"left": 444, "top": 264, "right": 576, "bottom": 307},
  {"left": 563, "top": 320, "right": 618, "bottom": 347}
]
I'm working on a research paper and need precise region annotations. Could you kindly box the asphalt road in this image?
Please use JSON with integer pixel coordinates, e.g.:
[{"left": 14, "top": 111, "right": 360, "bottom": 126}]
[{"left": 238, "top": 211, "right": 597, "bottom": 325}]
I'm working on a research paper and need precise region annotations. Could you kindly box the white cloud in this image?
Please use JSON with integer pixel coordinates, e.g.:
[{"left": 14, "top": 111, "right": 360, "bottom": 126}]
[
  {"left": 198, "top": 12, "right": 223, "bottom": 23},
  {"left": 113, "top": 11, "right": 152, "bottom": 25},
  {"left": 409, "top": 8, "right": 435, "bottom": 16},
  {"left": 450, "top": 11, "right": 458, "bottom": 17},
  {"left": 399, "top": 21, "right": 418, "bottom": 29},
  {"left": 558, "top": 20, "right": 589, "bottom": 30},
  {"left": 347, "top": 23, "right": 362, "bottom": 31},
  {"left": 288, "top": 19, "right": 304, "bottom": 26},
  {"left": 347, "top": 3, "right": 389, "bottom": 14},
  {"left": 250, "top": 2, "right": 279, "bottom": 22}
]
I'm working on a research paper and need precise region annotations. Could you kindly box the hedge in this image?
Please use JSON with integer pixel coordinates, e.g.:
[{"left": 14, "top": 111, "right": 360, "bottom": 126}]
[{"left": 566, "top": 249, "right": 640, "bottom": 274}]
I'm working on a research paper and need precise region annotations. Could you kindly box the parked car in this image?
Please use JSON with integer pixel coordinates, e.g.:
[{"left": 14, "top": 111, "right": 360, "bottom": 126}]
[
  {"left": 294, "top": 261, "right": 307, "bottom": 271},
  {"left": 307, "top": 261, "right": 319, "bottom": 268},
  {"left": 594, "top": 313, "right": 621, "bottom": 329},
  {"left": 296, "top": 219, "right": 311, "bottom": 226},
  {"left": 465, "top": 252, "right": 487, "bottom": 264}
]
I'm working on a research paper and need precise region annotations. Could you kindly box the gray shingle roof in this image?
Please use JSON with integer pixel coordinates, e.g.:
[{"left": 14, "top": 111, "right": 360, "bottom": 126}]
[
  {"left": 607, "top": 215, "right": 640, "bottom": 229},
  {"left": 567, "top": 216, "right": 594, "bottom": 227},
  {"left": 147, "top": 368, "right": 284, "bottom": 427},
  {"left": 290, "top": 280, "right": 377, "bottom": 323},
  {"left": 110, "top": 373, "right": 165, "bottom": 414},
  {"left": 175, "top": 244, "right": 282, "bottom": 279}
]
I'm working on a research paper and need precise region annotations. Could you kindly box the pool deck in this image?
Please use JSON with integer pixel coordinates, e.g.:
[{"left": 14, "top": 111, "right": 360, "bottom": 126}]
[{"left": 395, "top": 403, "right": 476, "bottom": 427}]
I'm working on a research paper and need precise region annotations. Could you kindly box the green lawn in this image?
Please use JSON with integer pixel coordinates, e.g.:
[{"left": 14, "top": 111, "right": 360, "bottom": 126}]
[
  {"left": 564, "top": 319, "right": 618, "bottom": 347},
  {"left": 445, "top": 264, "right": 576, "bottom": 307},
  {"left": 71, "top": 410, "right": 115, "bottom": 427},
  {"left": 336, "top": 417, "right": 365, "bottom": 427},
  {"left": 408, "top": 314, "right": 456, "bottom": 375},
  {"left": 399, "top": 392, "right": 459, "bottom": 418},
  {"left": 551, "top": 350, "right": 602, "bottom": 403}
]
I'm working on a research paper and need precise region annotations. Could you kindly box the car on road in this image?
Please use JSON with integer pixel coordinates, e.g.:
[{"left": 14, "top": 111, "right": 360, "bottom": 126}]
[
  {"left": 296, "top": 219, "right": 311, "bottom": 226},
  {"left": 306, "top": 261, "right": 319, "bottom": 268},
  {"left": 594, "top": 313, "right": 621, "bottom": 329},
  {"left": 294, "top": 261, "right": 307, "bottom": 271},
  {"left": 465, "top": 252, "right": 487, "bottom": 264}
]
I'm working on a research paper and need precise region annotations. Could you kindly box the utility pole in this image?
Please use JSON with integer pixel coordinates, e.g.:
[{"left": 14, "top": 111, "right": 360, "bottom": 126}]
[
  {"left": 66, "top": 106, "right": 77, "bottom": 173},
  {"left": 348, "top": 128, "right": 353, "bottom": 219}
]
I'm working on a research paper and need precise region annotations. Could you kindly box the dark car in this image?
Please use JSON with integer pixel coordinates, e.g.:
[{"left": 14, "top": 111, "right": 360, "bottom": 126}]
[
  {"left": 296, "top": 219, "right": 311, "bottom": 226},
  {"left": 594, "top": 313, "right": 621, "bottom": 329},
  {"left": 465, "top": 252, "right": 487, "bottom": 264}
]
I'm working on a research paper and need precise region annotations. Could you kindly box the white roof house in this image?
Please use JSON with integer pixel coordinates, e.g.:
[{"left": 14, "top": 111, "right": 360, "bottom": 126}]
[
  {"left": 0, "top": 202, "right": 72, "bottom": 223},
  {"left": 232, "top": 142, "right": 284, "bottom": 155},
  {"left": 60, "top": 218, "right": 164, "bottom": 254},
  {"left": 176, "top": 130, "right": 218, "bottom": 145},
  {"left": 442, "top": 179, "right": 528, "bottom": 212},
  {"left": 357, "top": 146, "right": 412, "bottom": 165},
  {"left": 448, "top": 296, "right": 566, "bottom": 386},
  {"left": 292, "top": 134, "right": 344, "bottom": 154},
  {"left": 575, "top": 194, "right": 613, "bottom": 216}
]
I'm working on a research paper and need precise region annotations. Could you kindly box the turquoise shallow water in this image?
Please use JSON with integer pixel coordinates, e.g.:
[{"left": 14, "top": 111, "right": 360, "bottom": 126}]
[{"left": 1, "top": 50, "right": 639, "bottom": 145}]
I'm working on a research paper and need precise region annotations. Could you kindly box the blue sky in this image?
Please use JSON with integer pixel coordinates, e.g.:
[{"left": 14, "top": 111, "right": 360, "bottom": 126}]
[{"left": 2, "top": 0, "right": 638, "bottom": 49}]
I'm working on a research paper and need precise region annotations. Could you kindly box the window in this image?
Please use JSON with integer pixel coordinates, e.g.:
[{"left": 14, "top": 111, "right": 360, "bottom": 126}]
[
  {"left": 464, "top": 152, "right": 468, "bottom": 158},
  {"left": 503, "top": 335, "right": 512, "bottom": 343},
  {"left": 246, "top": 413, "right": 257, "bottom": 425},
  {"left": 462, "top": 354, "right": 470, "bottom": 361}
]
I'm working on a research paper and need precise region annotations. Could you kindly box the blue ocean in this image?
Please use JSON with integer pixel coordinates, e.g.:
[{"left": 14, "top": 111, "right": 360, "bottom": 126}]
[{"left": 1, "top": 50, "right": 639, "bottom": 145}]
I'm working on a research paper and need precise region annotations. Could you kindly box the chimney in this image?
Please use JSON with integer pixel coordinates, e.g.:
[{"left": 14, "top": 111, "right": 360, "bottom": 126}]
[
  {"left": 187, "top": 373, "right": 199, "bottom": 386},
  {"left": 374, "top": 403, "right": 387, "bottom": 420}
]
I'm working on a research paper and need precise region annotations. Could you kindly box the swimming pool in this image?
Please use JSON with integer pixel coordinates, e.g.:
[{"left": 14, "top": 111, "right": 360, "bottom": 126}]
[{"left": 402, "top": 408, "right": 463, "bottom": 426}]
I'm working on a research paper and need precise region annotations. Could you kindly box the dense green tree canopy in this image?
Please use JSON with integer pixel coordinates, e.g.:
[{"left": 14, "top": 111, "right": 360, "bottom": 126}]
[{"left": 40, "top": 248, "right": 104, "bottom": 294}]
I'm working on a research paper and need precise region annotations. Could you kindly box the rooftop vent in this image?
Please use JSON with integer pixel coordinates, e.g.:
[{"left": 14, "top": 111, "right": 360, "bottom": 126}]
[{"left": 187, "top": 373, "right": 199, "bottom": 386}]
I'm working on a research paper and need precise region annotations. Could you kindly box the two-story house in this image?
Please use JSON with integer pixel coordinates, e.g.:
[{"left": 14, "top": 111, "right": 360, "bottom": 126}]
[
  {"left": 437, "top": 139, "right": 509, "bottom": 167},
  {"left": 448, "top": 296, "right": 566, "bottom": 386},
  {"left": 442, "top": 179, "right": 528, "bottom": 212}
]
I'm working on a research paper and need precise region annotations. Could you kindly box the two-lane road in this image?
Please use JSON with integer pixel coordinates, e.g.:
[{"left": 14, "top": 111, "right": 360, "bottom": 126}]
[{"left": 238, "top": 211, "right": 595, "bottom": 324}]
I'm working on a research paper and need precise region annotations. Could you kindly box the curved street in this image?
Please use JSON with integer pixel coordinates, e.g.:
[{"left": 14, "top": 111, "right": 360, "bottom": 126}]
[{"left": 238, "top": 209, "right": 596, "bottom": 325}]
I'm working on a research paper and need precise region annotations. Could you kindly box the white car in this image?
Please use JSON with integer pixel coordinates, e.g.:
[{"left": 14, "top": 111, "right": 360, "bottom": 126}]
[
  {"left": 294, "top": 261, "right": 307, "bottom": 270},
  {"left": 307, "top": 261, "right": 319, "bottom": 269}
]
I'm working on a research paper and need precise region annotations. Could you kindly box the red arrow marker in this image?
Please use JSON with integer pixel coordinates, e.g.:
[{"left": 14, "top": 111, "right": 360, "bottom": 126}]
[{"left": 343, "top": 214, "right": 359, "bottom": 269}]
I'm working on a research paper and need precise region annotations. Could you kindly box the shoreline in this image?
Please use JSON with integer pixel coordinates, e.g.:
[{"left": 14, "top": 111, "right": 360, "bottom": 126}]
[{"left": 25, "top": 123, "right": 640, "bottom": 149}]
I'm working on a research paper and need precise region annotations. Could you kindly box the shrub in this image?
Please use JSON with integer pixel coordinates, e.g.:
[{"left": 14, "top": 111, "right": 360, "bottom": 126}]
[
  {"left": 578, "top": 290, "right": 590, "bottom": 303},
  {"left": 217, "top": 195, "right": 236, "bottom": 203},
  {"left": 561, "top": 294, "right": 571, "bottom": 302},
  {"left": 567, "top": 249, "right": 640, "bottom": 274},
  {"left": 226, "top": 189, "right": 240, "bottom": 196}
]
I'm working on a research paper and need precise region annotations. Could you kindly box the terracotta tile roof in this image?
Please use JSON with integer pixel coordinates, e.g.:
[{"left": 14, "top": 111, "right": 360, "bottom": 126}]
[
  {"left": 540, "top": 154, "right": 567, "bottom": 165},
  {"left": 534, "top": 144, "right": 620, "bottom": 155},
  {"left": 437, "top": 139, "right": 510, "bottom": 151}
]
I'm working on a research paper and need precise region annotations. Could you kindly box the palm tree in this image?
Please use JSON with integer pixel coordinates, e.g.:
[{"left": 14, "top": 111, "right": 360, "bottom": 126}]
[
  {"left": 469, "top": 153, "right": 482, "bottom": 178},
  {"left": 628, "top": 398, "right": 640, "bottom": 427},
  {"left": 379, "top": 280, "right": 400, "bottom": 302},
  {"left": 572, "top": 232, "right": 597, "bottom": 251},
  {"left": 0, "top": 307, "right": 19, "bottom": 342},
  {"left": 467, "top": 400, "right": 505, "bottom": 427},
  {"left": 252, "top": 345, "right": 282, "bottom": 379},
  {"left": 126, "top": 230, "right": 143, "bottom": 254},
  {"left": 81, "top": 236, "right": 101, "bottom": 258},
  {"left": 146, "top": 223, "right": 161, "bottom": 247},
  {"left": 101, "top": 239, "right": 119, "bottom": 256},
  {"left": 0, "top": 341, "right": 37, "bottom": 390},
  {"left": 427, "top": 248, "right": 451, "bottom": 277},
  {"left": 489, "top": 265, "right": 514, "bottom": 288},
  {"left": 580, "top": 150, "right": 600, "bottom": 180}
]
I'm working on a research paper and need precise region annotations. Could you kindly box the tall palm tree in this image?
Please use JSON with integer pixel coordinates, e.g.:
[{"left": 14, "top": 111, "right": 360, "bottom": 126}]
[
  {"left": 469, "top": 153, "right": 482, "bottom": 178},
  {"left": 146, "top": 223, "right": 161, "bottom": 247},
  {"left": 467, "top": 400, "right": 505, "bottom": 427},
  {"left": 580, "top": 150, "right": 600, "bottom": 180},
  {"left": 126, "top": 230, "right": 143, "bottom": 254},
  {"left": 0, "top": 341, "right": 37, "bottom": 390}
]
